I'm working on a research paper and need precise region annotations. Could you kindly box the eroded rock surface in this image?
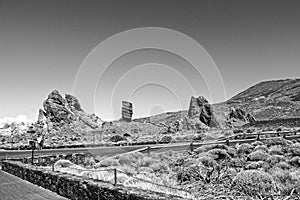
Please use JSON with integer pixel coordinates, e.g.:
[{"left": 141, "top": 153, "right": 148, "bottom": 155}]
[{"left": 38, "top": 90, "right": 102, "bottom": 135}]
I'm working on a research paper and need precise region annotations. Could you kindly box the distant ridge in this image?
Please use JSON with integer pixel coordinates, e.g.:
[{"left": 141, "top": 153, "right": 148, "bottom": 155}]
[
  {"left": 227, "top": 78, "right": 300, "bottom": 120},
  {"left": 228, "top": 78, "right": 300, "bottom": 104}
]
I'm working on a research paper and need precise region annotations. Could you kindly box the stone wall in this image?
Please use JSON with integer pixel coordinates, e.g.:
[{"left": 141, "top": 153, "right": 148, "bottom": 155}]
[{"left": 1, "top": 160, "right": 188, "bottom": 200}]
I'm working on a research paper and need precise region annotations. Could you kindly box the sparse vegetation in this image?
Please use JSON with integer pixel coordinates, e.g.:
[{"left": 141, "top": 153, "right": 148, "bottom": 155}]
[{"left": 52, "top": 139, "right": 300, "bottom": 199}]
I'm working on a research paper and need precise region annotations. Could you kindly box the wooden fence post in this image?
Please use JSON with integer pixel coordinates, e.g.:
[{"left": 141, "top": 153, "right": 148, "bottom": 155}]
[
  {"left": 226, "top": 139, "right": 230, "bottom": 146},
  {"left": 114, "top": 168, "right": 117, "bottom": 186},
  {"left": 190, "top": 142, "right": 194, "bottom": 152},
  {"left": 52, "top": 162, "right": 55, "bottom": 172}
]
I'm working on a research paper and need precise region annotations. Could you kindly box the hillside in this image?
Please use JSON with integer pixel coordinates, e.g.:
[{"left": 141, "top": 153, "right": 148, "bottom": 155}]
[
  {"left": 227, "top": 79, "right": 300, "bottom": 120},
  {"left": 228, "top": 79, "right": 300, "bottom": 103}
]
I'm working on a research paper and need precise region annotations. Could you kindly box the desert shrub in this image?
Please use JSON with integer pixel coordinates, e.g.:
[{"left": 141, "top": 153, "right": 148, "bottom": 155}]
[
  {"left": 254, "top": 145, "right": 268, "bottom": 152},
  {"left": 118, "top": 165, "right": 137, "bottom": 175},
  {"left": 125, "top": 152, "right": 144, "bottom": 161},
  {"left": 229, "top": 158, "right": 244, "bottom": 168},
  {"left": 115, "top": 153, "right": 144, "bottom": 167},
  {"left": 177, "top": 155, "right": 226, "bottom": 184},
  {"left": 173, "top": 136, "right": 184, "bottom": 142},
  {"left": 138, "top": 156, "right": 158, "bottom": 168},
  {"left": 268, "top": 145, "right": 284, "bottom": 155},
  {"left": 251, "top": 141, "right": 264, "bottom": 147},
  {"left": 245, "top": 161, "right": 264, "bottom": 170},
  {"left": 54, "top": 160, "right": 84, "bottom": 175},
  {"left": 83, "top": 156, "right": 96, "bottom": 167},
  {"left": 137, "top": 167, "right": 153, "bottom": 175},
  {"left": 194, "top": 144, "right": 229, "bottom": 154},
  {"left": 271, "top": 169, "right": 300, "bottom": 195},
  {"left": 267, "top": 155, "right": 286, "bottom": 166},
  {"left": 150, "top": 162, "right": 169, "bottom": 173},
  {"left": 109, "top": 135, "right": 126, "bottom": 142},
  {"left": 95, "top": 157, "right": 119, "bottom": 167},
  {"left": 248, "top": 150, "right": 270, "bottom": 161},
  {"left": 232, "top": 170, "right": 276, "bottom": 197},
  {"left": 176, "top": 164, "right": 202, "bottom": 183},
  {"left": 288, "top": 156, "right": 300, "bottom": 167},
  {"left": 199, "top": 155, "right": 218, "bottom": 168},
  {"left": 194, "top": 146, "right": 209, "bottom": 154},
  {"left": 274, "top": 161, "right": 291, "bottom": 170},
  {"left": 233, "top": 129, "right": 243, "bottom": 134},
  {"left": 237, "top": 143, "right": 253, "bottom": 155},
  {"left": 265, "top": 138, "right": 292, "bottom": 147},
  {"left": 207, "top": 149, "right": 230, "bottom": 161},
  {"left": 159, "top": 135, "right": 173, "bottom": 143},
  {"left": 289, "top": 143, "right": 300, "bottom": 156},
  {"left": 54, "top": 159, "right": 73, "bottom": 168},
  {"left": 226, "top": 147, "right": 237, "bottom": 158},
  {"left": 246, "top": 129, "right": 255, "bottom": 133}
]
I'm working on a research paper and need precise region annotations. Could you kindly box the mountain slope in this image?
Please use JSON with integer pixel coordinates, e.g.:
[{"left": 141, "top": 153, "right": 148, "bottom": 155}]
[
  {"left": 228, "top": 79, "right": 300, "bottom": 103},
  {"left": 227, "top": 79, "right": 300, "bottom": 120}
]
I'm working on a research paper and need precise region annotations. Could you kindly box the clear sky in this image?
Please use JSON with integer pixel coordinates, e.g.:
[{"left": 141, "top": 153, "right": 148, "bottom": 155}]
[{"left": 0, "top": 0, "right": 300, "bottom": 122}]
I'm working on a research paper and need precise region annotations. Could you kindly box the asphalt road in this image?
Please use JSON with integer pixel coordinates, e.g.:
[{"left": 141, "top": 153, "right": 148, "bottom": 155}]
[
  {"left": 1, "top": 134, "right": 300, "bottom": 160},
  {"left": 0, "top": 142, "right": 196, "bottom": 160}
]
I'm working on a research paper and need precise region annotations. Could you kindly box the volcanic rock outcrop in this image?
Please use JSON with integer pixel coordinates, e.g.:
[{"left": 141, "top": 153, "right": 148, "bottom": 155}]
[
  {"left": 121, "top": 101, "right": 133, "bottom": 122},
  {"left": 227, "top": 107, "right": 256, "bottom": 127},
  {"left": 37, "top": 90, "right": 102, "bottom": 135},
  {"left": 187, "top": 96, "right": 219, "bottom": 128}
]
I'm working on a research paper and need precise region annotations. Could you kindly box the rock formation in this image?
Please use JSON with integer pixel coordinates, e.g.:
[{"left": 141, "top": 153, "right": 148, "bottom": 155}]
[
  {"left": 187, "top": 96, "right": 219, "bottom": 128},
  {"left": 37, "top": 90, "right": 102, "bottom": 135},
  {"left": 227, "top": 107, "right": 256, "bottom": 126},
  {"left": 188, "top": 96, "right": 208, "bottom": 117},
  {"left": 121, "top": 101, "right": 133, "bottom": 122}
]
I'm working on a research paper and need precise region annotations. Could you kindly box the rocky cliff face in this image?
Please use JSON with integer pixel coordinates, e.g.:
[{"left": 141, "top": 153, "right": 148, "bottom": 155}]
[{"left": 37, "top": 90, "right": 102, "bottom": 135}]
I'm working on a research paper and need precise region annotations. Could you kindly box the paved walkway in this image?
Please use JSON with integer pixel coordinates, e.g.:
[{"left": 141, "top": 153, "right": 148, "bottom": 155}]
[{"left": 0, "top": 170, "right": 68, "bottom": 200}]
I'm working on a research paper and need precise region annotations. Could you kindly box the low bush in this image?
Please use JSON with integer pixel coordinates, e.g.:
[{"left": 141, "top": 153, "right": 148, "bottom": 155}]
[
  {"left": 95, "top": 157, "right": 119, "bottom": 167},
  {"left": 274, "top": 161, "right": 291, "bottom": 170},
  {"left": 251, "top": 141, "right": 264, "bottom": 147},
  {"left": 268, "top": 145, "right": 284, "bottom": 155},
  {"left": 289, "top": 143, "right": 300, "bottom": 156},
  {"left": 271, "top": 169, "right": 300, "bottom": 195},
  {"left": 109, "top": 135, "right": 126, "bottom": 142},
  {"left": 265, "top": 138, "right": 292, "bottom": 147},
  {"left": 248, "top": 150, "right": 270, "bottom": 161},
  {"left": 237, "top": 143, "right": 253, "bottom": 155},
  {"left": 159, "top": 135, "right": 173, "bottom": 143},
  {"left": 54, "top": 159, "right": 73, "bottom": 169},
  {"left": 288, "top": 156, "right": 300, "bottom": 167},
  {"left": 194, "top": 144, "right": 229, "bottom": 154},
  {"left": 245, "top": 161, "right": 264, "bottom": 170},
  {"left": 226, "top": 147, "right": 237, "bottom": 158},
  {"left": 207, "top": 149, "right": 230, "bottom": 161},
  {"left": 83, "top": 156, "right": 96, "bottom": 167},
  {"left": 232, "top": 170, "right": 276, "bottom": 197},
  {"left": 253, "top": 145, "right": 268, "bottom": 152},
  {"left": 267, "top": 155, "right": 286, "bottom": 165}
]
